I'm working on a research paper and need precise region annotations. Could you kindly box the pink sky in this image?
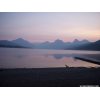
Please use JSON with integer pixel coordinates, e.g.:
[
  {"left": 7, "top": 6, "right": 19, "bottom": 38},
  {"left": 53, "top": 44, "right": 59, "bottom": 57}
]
[{"left": 0, "top": 12, "right": 100, "bottom": 42}]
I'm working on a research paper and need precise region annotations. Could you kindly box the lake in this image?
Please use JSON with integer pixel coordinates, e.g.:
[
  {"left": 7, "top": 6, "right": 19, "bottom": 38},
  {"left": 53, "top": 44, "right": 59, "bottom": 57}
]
[{"left": 0, "top": 48, "right": 100, "bottom": 68}]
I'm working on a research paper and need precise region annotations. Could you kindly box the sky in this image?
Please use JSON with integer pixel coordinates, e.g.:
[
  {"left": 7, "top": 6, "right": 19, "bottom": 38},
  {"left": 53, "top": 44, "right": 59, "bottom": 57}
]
[{"left": 0, "top": 12, "right": 100, "bottom": 42}]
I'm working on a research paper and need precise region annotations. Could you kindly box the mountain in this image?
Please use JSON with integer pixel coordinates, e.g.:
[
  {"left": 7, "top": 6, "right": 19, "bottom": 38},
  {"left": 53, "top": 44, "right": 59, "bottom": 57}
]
[
  {"left": 50, "top": 39, "right": 66, "bottom": 49},
  {"left": 33, "top": 41, "right": 50, "bottom": 49},
  {"left": 0, "top": 40, "right": 25, "bottom": 48},
  {"left": 72, "top": 39, "right": 89, "bottom": 44},
  {"left": 73, "top": 39, "right": 79, "bottom": 43},
  {"left": 65, "top": 39, "right": 90, "bottom": 49},
  {"left": 53, "top": 39, "right": 64, "bottom": 44},
  {"left": 0, "top": 38, "right": 95, "bottom": 50},
  {"left": 34, "top": 39, "right": 67, "bottom": 49},
  {"left": 12, "top": 38, "right": 34, "bottom": 48},
  {"left": 74, "top": 40, "right": 100, "bottom": 51},
  {"left": 34, "top": 39, "right": 90, "bottom": 50},
  {"left": 80, "top": 39, "right": 90, "bottom": 44}
]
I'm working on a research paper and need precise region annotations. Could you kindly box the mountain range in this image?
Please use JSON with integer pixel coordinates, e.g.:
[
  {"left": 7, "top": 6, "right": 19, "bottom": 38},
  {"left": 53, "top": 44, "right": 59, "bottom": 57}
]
[
  {"left": 33, "top": 39, "right": 90, "bottom": 49},
  {"left": 0, "top": 38, "right": 100, "bottom": 51},
  {"left": 12, "top": 38, "right": 34, "bottom": 47},
  {"left": 0, "top": 40, "right": 26, "bottom": 48},
  {"left": 72, "top": 40, "right": 100, "bottom": 51}
]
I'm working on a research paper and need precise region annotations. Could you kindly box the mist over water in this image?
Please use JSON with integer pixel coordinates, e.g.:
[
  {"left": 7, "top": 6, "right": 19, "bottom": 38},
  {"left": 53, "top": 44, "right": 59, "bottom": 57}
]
[{"left": 0, "top": 48, "right": 100, "bottom": 68}]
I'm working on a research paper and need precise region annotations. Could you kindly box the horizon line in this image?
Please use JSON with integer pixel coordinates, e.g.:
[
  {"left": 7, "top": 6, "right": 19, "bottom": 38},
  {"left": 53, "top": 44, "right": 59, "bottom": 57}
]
[{"left": 0, "top": 37, "right": 99, "bottom": 43}]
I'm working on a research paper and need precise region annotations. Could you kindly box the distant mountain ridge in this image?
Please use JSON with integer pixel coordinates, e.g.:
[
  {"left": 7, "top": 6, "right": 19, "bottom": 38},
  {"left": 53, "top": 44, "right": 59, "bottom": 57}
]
[
  {"left": 12, "top": 38, "right": 34, "bottom": 48},
  {"left": 33, "top": 39, "right": 90, "bottom": 49},
  {"left": 0, "top": 40, "right": 25, "bottom": 48},
  {"left": 0, "top": 38, "right": 100, "bottom": 51},
  {"left": 73, "top": 40, "right": 100, "bottom": 51}
]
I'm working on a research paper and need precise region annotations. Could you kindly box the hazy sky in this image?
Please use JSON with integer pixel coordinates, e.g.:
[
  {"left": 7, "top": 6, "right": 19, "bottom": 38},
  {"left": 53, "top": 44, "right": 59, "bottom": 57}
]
[{"left": 0, "top": 12, "right": 100, "bottom": 42}]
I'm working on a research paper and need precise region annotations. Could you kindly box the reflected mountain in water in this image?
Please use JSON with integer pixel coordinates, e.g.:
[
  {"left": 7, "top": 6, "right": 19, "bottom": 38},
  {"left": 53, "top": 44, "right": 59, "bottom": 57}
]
[
  {"left": 46, "top": 54, "right": 76, "bottom": 59},
  {"left": 47, "top": 54, "right": 100, "bottom": 60},
  {"left": 15, "top": 54, "right": 28, "bottom": 59},
  {"left": 0, "top": 48, "right": 100, "bottom": 68},
  {"left": 46, "top": 54, "right": 100, "bottom": 66}
]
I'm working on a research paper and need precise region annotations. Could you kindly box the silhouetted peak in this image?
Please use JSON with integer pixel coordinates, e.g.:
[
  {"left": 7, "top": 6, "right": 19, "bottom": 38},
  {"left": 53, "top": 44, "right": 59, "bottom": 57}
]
[
  {"left": 15, "top": 38, "right": 26, "bottom": 42},
  {"left": 12, "top": 38, "right": 31, "bottom": 44},
  {"left": 81, "top": 39, "right": 89, "bottom": 43},
  {"left": 44, "top": 41, "right": 50, "bottom": 43},
  {"left": 95, "top": 40, "right": 100, "bottom": 44},
  {"left": 54, "top": 39, "right": 64, "bottom": 43},
  {"left": 73, "top": 39, "right": 79, "bottom": 43},
  {"left": 0, "top": 40, "right": 9, "bottom": 42},
  {"left": 42, "top": 41, "right": 50, "bottom": 44},
  {"left": 12, "top": 38, "right": 33, "bottom": 47}
]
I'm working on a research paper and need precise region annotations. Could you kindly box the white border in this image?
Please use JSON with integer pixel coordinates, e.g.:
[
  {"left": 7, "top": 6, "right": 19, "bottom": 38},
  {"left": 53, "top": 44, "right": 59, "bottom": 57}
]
[
  {"left": 0, "top": 0, "right": 100, "bottom": 12},
  {"left": 0, "top": 87, "right": 100, "bottom": 100},
  {"left": 0, "top": 0, "right": 100, "bottom": 100}
]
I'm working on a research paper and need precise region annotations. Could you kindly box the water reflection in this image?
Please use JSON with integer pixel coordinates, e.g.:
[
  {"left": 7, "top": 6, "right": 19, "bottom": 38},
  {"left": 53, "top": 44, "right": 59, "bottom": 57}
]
[
  {"left": 0, "top": 48, "right": 100, "bottom": 68},
  {"left": 15, "top": 54, "right": 27, "bottom": 59},
  {"left": 46, "top": 54, "right": 100, "bottom": 60},
  {"left": 83, "top": 54, "right": 100, "bottom": 60},
  {"left": 47, "top": 54, "right": 77, "bottom": 59}
]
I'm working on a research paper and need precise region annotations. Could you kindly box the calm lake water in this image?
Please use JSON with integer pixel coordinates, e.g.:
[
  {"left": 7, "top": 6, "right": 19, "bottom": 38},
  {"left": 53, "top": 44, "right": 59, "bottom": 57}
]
[{"left": 0, "top": 48, "right": 100, "bottom": 68}]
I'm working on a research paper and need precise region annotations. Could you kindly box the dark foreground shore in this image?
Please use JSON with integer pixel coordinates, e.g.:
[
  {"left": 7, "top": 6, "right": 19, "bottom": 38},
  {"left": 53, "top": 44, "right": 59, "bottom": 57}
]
[{"left": 0, "top": 67, "right": 100, "bottom": 87}]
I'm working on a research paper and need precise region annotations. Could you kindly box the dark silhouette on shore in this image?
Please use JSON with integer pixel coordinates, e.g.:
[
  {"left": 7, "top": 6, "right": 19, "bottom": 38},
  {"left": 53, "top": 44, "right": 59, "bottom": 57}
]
[{"left": 74, "top": 56, "right": 100, "bottom": 65}]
